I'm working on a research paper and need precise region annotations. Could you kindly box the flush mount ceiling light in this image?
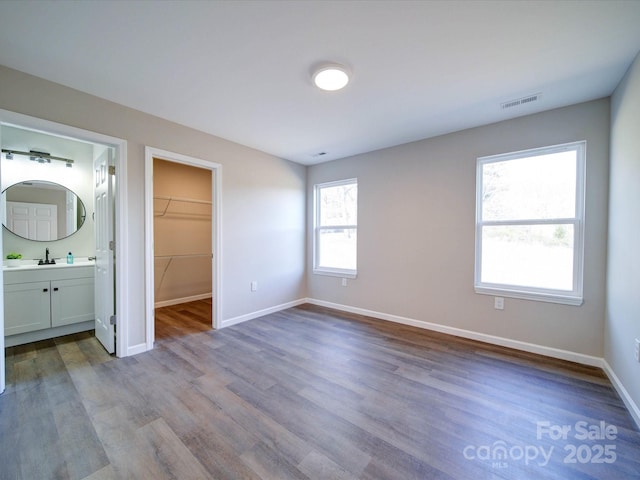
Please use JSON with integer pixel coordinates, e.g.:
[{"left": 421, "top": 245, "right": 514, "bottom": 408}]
[{"left": 312, "top": 64, "right": 350, "bottom": 91}]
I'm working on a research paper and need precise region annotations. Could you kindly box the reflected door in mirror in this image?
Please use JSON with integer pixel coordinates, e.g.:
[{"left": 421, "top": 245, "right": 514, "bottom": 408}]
[
  {"left": 6, "top": 201, "right": 58, "bottom": 241},
  {"left": 1, "top": 180, "right": 86, "bottom": 241}
]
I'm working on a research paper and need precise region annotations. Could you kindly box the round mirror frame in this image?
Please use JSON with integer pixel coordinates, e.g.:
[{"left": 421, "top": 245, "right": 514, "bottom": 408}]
[{"left": 2, "top": 180, "right": 87, "bottom": 241}]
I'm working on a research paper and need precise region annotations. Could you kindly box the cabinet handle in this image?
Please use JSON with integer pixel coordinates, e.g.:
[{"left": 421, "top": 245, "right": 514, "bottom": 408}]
[
  {"left": 43, "top": 288, "right": 48, "bottom": 292},
  {"left": 53, "top": 287, "right": 59, "bottom": 292}
]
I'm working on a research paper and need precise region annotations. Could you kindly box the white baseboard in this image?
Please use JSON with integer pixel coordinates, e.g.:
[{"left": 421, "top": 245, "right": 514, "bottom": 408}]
[
  {"left": 221, "top": 298, "right": 307, "bottom": 328},
  {"left": 306, "top": 298, "right": 604, "bottom": 367},
  {"left": 155, "top": 293, "right": 212, "bottom": 309},
  {"left": 602, "top": 360, "right": 640, "bottom": 430}
]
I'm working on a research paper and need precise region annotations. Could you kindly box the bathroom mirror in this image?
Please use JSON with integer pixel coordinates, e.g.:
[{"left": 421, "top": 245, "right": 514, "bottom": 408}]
[{"left": 1, "top": 180, "right": 87, "bottom": 241}]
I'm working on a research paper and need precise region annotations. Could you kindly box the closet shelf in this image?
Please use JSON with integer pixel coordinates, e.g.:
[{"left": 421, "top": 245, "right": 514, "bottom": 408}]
[
  {"left": 154, "top": 253, "right": 212, "bottom": 293},
  {"left": 154, "top": 195, "right": 212, "bottom": 217},
  {"left": 154, "top": 253, "right": 212, "bottom": 259}
]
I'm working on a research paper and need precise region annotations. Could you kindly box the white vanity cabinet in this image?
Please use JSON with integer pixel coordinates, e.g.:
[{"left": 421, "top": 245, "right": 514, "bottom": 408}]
[
  {"left": 4, "top": 280, "right": 51, "bottom": 335},
  {"left": 3, "top": 265, "right": 95, "bottom": 344},
  {"left": 50, "top": 276, "right": 95, "bottom": 327}
]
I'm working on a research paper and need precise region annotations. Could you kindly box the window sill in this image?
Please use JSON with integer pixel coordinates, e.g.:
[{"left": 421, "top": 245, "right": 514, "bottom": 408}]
[
  {"left": 313, "top": 268, "right": 357, "bottom": 279},
  {"left": 475, "top": 286, "right": 583, "bottom": 306}
]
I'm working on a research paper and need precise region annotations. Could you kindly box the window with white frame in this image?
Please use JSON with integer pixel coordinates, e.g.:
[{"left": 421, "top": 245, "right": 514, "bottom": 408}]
[
  {"left": 314, "top": 179, "right": 358, "bottom": 277},
  {"left": 475, "top": 141, "right": 586, "bottom": 305}
]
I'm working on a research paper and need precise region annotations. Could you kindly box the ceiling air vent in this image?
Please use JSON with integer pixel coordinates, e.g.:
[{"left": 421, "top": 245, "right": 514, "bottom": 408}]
[{"left": 501, "top": 93, "right": 541, "bottom": 110}]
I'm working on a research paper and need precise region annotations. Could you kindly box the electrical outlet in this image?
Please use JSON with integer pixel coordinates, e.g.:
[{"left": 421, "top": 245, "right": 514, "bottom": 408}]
[
  {"left": 341, "top": 278, "right": 348, "bottom": 287},
  {"left": 251, "top": 281, "right": 258, "bottom": 292},
  {"left": 635, "top": 338, "right": 640, "bottom": 363},
  {"left": 494, "top": 297, "right": 504, "bottom": 310}
]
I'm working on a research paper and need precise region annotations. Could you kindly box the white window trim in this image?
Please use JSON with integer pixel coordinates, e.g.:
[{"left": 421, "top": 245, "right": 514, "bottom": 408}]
[
  {"left": 313, "top": 178, "right": 358, "bottom": 278},
  {"left": 474, "top": 141, "right": 586, "bottom": 306}
]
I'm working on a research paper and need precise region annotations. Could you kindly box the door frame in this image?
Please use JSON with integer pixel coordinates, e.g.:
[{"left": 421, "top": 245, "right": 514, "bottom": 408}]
[
  {"left": 0, "top": 109, "right": 129, "bottom": 393},
  {"left": 144, "top": 147, "right": 221, "bottom": 349}
]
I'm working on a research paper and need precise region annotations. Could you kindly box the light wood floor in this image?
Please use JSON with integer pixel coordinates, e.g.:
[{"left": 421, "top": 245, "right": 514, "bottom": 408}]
[
  {"left": 154, "top": 298, "right": 213, "bottom": 341},
  {"left": 1, "top": 302, "right": 639, "bottom": 479}
]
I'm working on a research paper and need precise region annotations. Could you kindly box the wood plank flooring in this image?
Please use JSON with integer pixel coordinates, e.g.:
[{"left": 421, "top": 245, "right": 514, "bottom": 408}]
[
  {"left": 154, "top": 298, "right": 212, "bottom": 341},
  {"left": 1, "top": 302, "right": 639, "bottom": 479}
]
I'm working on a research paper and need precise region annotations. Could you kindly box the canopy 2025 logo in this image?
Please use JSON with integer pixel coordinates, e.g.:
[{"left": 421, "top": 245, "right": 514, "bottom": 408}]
[{"left": 462, "top": 420, "right": 618, "bottom": 469}]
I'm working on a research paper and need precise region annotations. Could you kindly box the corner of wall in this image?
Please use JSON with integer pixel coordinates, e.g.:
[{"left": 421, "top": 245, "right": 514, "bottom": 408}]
[{"left": 605, "top": 49, "right": 640, "bottom": 430}]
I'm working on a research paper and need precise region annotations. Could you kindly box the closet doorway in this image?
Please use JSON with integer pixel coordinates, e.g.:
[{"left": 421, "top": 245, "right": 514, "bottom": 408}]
[{"left": 144, "top": 147, "right": 221, "bottom": 348}]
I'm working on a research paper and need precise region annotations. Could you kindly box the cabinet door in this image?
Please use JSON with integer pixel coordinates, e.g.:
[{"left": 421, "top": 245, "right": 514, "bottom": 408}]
[
  {"left": 4, "top": 281, "right": 51, "bottom": 335},
  {"left": 51, "top": 277, "right": 95, "bottom": 327}
]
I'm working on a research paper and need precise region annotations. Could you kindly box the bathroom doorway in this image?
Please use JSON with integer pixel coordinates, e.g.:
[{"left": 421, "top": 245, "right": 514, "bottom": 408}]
[
  {"left": 144, "top": 147, "right": 221, "bottom": 348},
  {"left": 0, "top": 110, "right": 128, "bottom": 393}
]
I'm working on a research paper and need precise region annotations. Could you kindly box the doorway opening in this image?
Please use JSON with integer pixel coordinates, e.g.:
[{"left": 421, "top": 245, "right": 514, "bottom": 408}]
[
  {"left": 153, "top": 158, "right": 212, "bottom": 341},
  {"left": 0, "top": 110, "right": 128, "bottom": 394},
  {"left": 144, "top": 147, "right": 221, "bottom": 349}
]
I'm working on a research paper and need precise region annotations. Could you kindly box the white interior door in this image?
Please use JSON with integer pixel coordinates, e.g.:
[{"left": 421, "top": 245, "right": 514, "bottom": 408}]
[{"left": 94, "top": 148, "right": 115, "bottom": 353}]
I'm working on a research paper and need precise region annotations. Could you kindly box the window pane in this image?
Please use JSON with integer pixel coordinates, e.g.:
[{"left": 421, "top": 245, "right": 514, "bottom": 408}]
[
  {"left": 481, "top": 224, "right": 574, "bottom": 290},
  {"left": 319, "top": 184, "right": 357, "bottom": 226},
  {"left": 318, "top": 228, "right": 357, "bottom": 270},
  {"left": 482, "top": 151, "right": 577, "bottom": 221}
]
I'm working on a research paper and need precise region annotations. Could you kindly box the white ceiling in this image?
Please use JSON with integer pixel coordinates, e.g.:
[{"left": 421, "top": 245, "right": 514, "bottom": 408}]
[{"left": 1, "top": 1, "right": 639, "bottom": 165}]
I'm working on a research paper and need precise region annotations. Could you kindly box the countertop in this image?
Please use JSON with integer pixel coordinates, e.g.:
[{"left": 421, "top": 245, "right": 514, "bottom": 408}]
[{"left": 3, "top": 258, "right": 95, "bottom": 271}]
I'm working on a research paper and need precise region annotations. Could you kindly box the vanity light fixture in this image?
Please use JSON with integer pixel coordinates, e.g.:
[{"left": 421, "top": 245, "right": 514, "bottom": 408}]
[
  {"left": 30, "top": 150, "right": 51, "bottom": 164},
  {"left": 1, "top": 148, "right": 74, "bottom": 167},
  {"left": 29, "top": 150, "right": 51, "bottom": 164},
  {"left": 312, "top": 64, "right": 350, "bottom": 91}
]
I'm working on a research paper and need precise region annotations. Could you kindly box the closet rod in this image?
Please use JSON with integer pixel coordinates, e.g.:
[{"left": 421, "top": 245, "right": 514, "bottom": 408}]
[{"left": 154, "top": 195, "right": 212, "bottom": 217}]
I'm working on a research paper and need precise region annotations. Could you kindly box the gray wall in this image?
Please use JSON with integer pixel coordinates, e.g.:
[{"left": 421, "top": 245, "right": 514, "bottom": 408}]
[
  {"left": 607, "top": 52, "right": 640, "bottom": 414},
  {"left": 308, "top": 99, "right": 610, "bottom": 357},
  {"left": 0, "top": 65, "right": 307, "bottom": 348}
]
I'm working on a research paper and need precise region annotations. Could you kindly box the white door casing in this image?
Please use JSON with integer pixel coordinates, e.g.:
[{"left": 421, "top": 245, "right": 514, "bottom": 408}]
[
  {"left": 144, "top": 146, "right": 222, "bottom": 350},
  {"left": 94, "top": 148, "right": 115, "bottom": 353},
  {"left": 1, "top": 109, "right": 128, "bottom": 394}
]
